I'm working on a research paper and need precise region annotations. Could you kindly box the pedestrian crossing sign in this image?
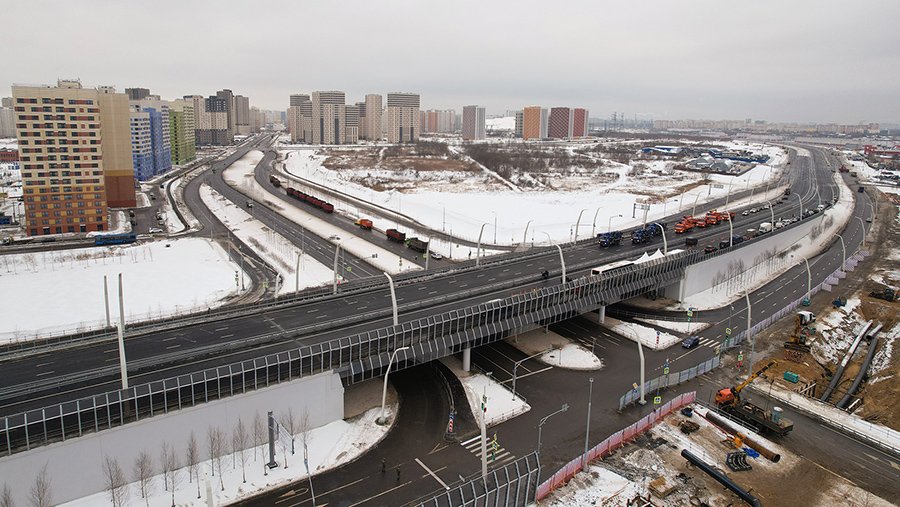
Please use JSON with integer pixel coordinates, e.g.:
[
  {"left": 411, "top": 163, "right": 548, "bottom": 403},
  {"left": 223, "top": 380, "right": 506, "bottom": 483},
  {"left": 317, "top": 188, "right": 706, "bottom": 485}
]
[
  {"left": 726, "top": 327, "right": 732, "bottom": 336},
  {"left": 663, "top": 366, "right": 670, "bottom": 375},
  {"left": 653, "top": 396, "right": 661, "bottom": 405}
]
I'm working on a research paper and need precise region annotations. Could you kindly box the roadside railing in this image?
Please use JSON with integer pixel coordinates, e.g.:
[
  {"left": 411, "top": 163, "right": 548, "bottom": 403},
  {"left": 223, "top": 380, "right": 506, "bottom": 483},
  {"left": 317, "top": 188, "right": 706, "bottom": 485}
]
[{"left": 619, "top": 357, "right": 717, "bottom": 410}]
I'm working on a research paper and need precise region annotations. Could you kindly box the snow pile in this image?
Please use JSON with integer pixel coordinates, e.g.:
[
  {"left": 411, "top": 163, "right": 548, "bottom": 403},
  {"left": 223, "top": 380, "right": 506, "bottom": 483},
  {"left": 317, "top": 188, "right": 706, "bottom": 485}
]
[
  {"left": 0, "top": 238, "right": 241, "bottom": 341},
  {"left": 508, "top": 328, "right": 602, "bottom": 370},
  {"left": 200, "top": 184, "right": 334, "bottom": 295},
  {"left": 812, "top": 296, "right": 867, "bottom": 366},
  {"left": 603, "top": 317, "right": 681, "bottom": 350},
  {"left": 459, "top": 373, "right": 530, "bottom": 427},
  {"left": 225, "top": 150, "right": 422, "bottom": 274},
  {"left": 543, "top": 465, "right": 641, "bottom": 507},
  {"left": 62, "top": 406, "right": 395, "bottom": 507},
  {"left": 869, "top": 323, "right": 897, "bottom": 383}
]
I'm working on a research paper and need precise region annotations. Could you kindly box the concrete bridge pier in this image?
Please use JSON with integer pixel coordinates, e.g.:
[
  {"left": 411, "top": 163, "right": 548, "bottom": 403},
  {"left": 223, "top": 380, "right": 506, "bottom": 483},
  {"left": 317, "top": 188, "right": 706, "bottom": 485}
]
[
  {"left": 597, "top": 305, "right": 606, "bottom": 324},
  {"left": 462, "top": 347, "right": 471, "bottom": 372}
]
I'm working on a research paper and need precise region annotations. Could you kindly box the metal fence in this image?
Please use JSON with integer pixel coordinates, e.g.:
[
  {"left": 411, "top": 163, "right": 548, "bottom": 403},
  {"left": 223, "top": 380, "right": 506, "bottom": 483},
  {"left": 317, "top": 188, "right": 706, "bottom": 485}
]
[
  {"left": 619, "top": 357, "right": 718, "bottom": 410},
  {"left": 0, "top": 251, "right": 695, "bottom": 457},
  {"left": 537, "top": 391, "right": 696, "bottom": 501},
  {"left": 415, "top": 453, "right": 541, "bottom": 507}
]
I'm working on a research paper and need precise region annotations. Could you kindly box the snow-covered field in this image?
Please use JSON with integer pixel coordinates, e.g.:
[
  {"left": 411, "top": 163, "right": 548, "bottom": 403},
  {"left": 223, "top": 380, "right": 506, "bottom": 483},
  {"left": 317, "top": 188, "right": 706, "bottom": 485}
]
[
  {"left": 635, "top": 317, "right": 710, "bottom": 334},
  {"left": 0, "top": 238, "right": 242, "bottom": 341},
  {"left": 279, "top": 141, "right": 786, "bottom": 247},
  {"left": 450, "top": 363, "right": 530, "bottom": 427},
  {"left": 509, "top": 328, "right": 603, "bottom": 370},
  {"left": 486, "top": 116, "right": 516, "bottom": 131},
  {"left": 62, "top": 406, "right": 395, "bottom": 507}
]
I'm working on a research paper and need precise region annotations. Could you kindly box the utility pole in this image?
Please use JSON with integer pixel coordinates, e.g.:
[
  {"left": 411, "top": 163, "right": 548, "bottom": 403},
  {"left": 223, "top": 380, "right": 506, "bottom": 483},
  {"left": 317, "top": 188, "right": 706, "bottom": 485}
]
[
  {"left": 116, "top": 273, "right": 129, "bottom": 389},
  {"left": 103, "top": 275, "right": 111, "bottom": 328},
  {"left": 583, "top": 378, "right": 594, "bottom": 469}
]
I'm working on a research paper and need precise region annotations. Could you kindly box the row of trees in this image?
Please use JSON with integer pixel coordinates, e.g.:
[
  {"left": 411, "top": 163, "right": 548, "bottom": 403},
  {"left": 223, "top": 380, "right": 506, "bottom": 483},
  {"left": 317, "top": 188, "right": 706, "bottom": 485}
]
[
  {"left": 1, "top": 410, "right": 310, "bottom": 507},
  {"left": 465, "top": 144, "right": 606, "bottom": 180}
]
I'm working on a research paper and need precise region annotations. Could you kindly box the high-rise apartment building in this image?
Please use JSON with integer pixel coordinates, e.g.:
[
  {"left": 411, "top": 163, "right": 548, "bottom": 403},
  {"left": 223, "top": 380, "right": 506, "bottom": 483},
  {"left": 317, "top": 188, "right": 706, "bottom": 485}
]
[
  {"left": 129, "top": 98, "right": 171, "bottom": 180},
  {"left": 311, "top": 91, "right": 347, "bottom": 144},
  {"left": 364, "top": 94, "right": 382, "bottom": 140},
  {"left": 12, "top": 79, "right": 136, "bottom": 235},
  {"left": 572, "top": 108, "right": 589, "bottom": 137},
  {"left": 514, "top": 111, "right": 524, "bottom": 138},
  {"left": 548, "top": 107, "right": 572, "bottom": 139},
  {"left": 522, "top": 106, "right": 547, "bottom": 140},
  {"left": 125, "top": 88, "right": 151, "bottom": 101},
  {"left": 0, "top": 98, "right": 14, "bottom": 138},
  {"left": 289, "top": 94, "right": 309, "bottom": 107},
  {"left": 249, "top": 106, "right": 261, "bottom": 133},
  {"left": 169, "top": 99, "right": 196, "bottom": 165},
  {"left": 190, "top": 94, "right": 232, "bottom": 145},
  {"left": 216, "top": 89, "right": 235, "bottom": 133},
  {"left": 287, "top": 93, "right": 311, "bottom": 143},
  {"left": 386, "top": 92, "right": 420, "bottom": 143},
  {"left": 462, "top": 105, "right": 486, "bottom": 140},
  {"left": 234, "top": 95, "right": 251, "bottom": 135}
]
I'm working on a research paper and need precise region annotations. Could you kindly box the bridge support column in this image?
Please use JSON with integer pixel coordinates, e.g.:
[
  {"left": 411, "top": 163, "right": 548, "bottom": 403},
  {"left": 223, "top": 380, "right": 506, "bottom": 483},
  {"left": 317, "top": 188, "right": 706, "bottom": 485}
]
[
  {"left": 597, "top": 305, "right": 606, "bottom": 324},
  {"left": 462, "top": 347, "right": 471, "bottom": 372}
]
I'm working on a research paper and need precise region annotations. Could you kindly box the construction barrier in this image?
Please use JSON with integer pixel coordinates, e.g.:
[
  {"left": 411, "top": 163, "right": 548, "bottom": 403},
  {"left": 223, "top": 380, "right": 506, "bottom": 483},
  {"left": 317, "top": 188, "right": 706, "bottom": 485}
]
[
  {"left": 619, "top": 357, "right": 717, "bottom": 410},
  {"left": 537, "top": 391, "right": 696, "bottom": 501}
]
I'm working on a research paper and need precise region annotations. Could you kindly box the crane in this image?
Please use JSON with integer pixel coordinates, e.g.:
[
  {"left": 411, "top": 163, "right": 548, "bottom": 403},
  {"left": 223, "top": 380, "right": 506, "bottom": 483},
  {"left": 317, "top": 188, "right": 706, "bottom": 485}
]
[{"left": 715, "top": 360, "right": 777, "bottom": 407}]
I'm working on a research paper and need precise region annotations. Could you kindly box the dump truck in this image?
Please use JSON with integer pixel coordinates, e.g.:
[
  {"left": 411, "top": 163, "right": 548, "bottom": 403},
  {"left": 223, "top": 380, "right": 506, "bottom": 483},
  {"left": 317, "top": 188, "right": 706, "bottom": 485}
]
[
  {"left": 716, "top": 360, "right": 794, "bottom": 436},
  {"left": 598, "top": 230, "right": 623, "bottom": 247},
  {"left": 870, "top": 287, "right": 896, "bottom": 302},
  {"left": 406, "top": 237, "right": 429, "bottom": 253},
  {"left": 355, "top": 219, "right": 373, "bottom": 230},
  {"left": 386, "top": 228, "right": 406, "bottom": 243},
  {"left": 269, "top": 175, "right": 282, "bottom": 187}
]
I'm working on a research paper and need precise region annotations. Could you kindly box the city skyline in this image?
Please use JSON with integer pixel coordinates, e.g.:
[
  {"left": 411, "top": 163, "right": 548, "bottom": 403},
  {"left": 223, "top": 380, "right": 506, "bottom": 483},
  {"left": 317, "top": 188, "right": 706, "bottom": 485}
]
[{"left": 2, "top": 1, "right": 898, "bottom": 124}]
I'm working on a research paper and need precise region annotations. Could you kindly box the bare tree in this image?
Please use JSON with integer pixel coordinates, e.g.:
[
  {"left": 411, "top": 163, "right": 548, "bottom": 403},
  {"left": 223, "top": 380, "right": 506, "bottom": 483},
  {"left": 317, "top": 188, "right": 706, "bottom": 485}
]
[
  {"left": 186, "top": 431, "right": 201, "bottom": 499},
  {"left": 133, "top": 450, "right": 154, "bottom": 506},
  {"left": 103, "top": 456, "right": 128, "bottom": 507},
  {"left": 29, "top": 464, "right": 52, "bottom": 507},
  {"left": 160, "top": 441, "right": 172, "bottom": 492},
  {"left": 233, "top": 418, "right": 250, "bottom": 483},
  {"left": 252, "top": 412, "right": 264, "bottom": 462},
  {"left": 164, "top": 444, "right": 179, "bottom": 507},
  {"left": 298, "top": 409, "right": 312, "bottom": 473},
  {"left": 0, "top": 484, "right": 12, "bottom": 507},
  {"left": 280, "top": 408, "right": 297, "bottom": 468},
  {"left": 207, "top": 426, "right": 226, "bottom": 491}
]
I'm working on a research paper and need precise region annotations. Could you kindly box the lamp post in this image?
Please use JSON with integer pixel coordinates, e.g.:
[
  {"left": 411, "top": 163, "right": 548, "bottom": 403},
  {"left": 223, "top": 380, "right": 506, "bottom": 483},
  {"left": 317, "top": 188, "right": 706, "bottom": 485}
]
[
  {"left": 573, "top": 208, "right": 587, "bottom": 244},
  {"left": 332, "top": 242, "right": 342, "bottom": 294},
  {"left": 725, "top": 176, "right": 735, "bottom": 208},
  {"left": 383, "top": 272, "right": 398, "bottom": 326},
  {"left": 691, "top": 193, "right": 702, "bottom": 217},
  {"left": 582, "top": 377, "right": 594, "bottom": 469},
  {"left": 377, "top": 346, "right": 410, "bottom": 425},
  {"left": 537, "top": 404, "right": 569, "bottom": 458},
  {"left": 802, "top": 256, "right": 812, "bottom": 304},
  {"left": 656, "top": 222, "right": 668, "bottom": 254},
  {"left": 835, "top": 233, "right": 846, "bottom": 272},
  {"left": 475, "top": 222, "right": 488, "bottom": 267},
  {"left": 512, "top": 348, "right": 552, "bottom": 399},
  {"left": 608, "top": 214, "right": 622, "bottom": 233},
  {"left": 637, "top": 339, "right": 646, "bottom": 405},
  {"left": 856, "top": 217, "right": 867, "bottom": 248},
  {"left": 493, "top": 211, "right": 497, "bottom": 244},
  {"left": 522, "top": 219, "right": 533, "bottom": 249},
  {"left": 542, "top": 232, "right": 566, "bottom": 284},
  {"left": 795, "top": 193, "right": 803, "bottom": 220},
  {"left": 590, "top": 208, "right": 602, "bottom": 238},
  {"left": 745, "top": 291, "right": 753, "bottom": 372},
  {"left": 767, "top": 201, "right": 775, "bottom": 226}
]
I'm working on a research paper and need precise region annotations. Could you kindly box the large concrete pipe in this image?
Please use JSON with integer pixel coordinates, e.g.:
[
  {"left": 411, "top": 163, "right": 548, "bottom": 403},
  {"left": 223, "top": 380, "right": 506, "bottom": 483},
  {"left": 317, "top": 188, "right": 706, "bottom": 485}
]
[
  {"left": 681, "top": 449, "right": 762, "bottom": 507},
  {"left": 836, "top": 337, "right": 880, "bottom": 410},
  {"left": 705, "top": 410, "right": 781, "bottom": 463}
]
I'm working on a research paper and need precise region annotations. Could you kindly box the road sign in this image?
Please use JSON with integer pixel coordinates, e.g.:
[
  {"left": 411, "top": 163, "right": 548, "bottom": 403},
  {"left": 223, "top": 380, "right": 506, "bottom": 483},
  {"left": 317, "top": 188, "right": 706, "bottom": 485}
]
[
  {"left": 633, "top": 382, "right": 639, "bottom": 390},
  {"left": 653, "top": 396, "right": 662, "bottom": 405},
  {"left": 482, "top": 394, "right": 487, "bottom": 413},
  {"left": 726, "top": 327, "right": 732, "bottom": 336},
  {"left": 656, "top": 330, "right": 660, "bottom": 347},
  {"left": 663, "top": 366, "right": 670, "bottom": 375},
  {"left": 687, "top": 310, "right": 693, "bottom": 318},
  {"left": 712, "top": 183, "right": 724, "bottom": 189}
]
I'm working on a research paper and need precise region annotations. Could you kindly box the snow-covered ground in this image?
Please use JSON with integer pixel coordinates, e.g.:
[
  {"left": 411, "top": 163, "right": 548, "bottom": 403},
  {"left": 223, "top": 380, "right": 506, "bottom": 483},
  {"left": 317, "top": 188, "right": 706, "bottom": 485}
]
[
  {"left": 279, "top": 142, "right": 786, "bottom": 247},
  {"left": 486, "top": 116, "right": 516, "bottom": 131},
  {"left": 508, "top": 328, "right": 603, "bottom": 370},
  {"left": 225, "top": 150, "right": 422, "bottom": 274},
  {"left": 635, "top": 317, "right": 710, "bottom": 334},
  {"left": 603, "top": 317, "right": 681, "bottom": 350},
  {"left": 451, "top": 364, "right": 530, "bottom": 427},
  {"left": 200, "top": 185, "right": 334, "bottom": 295},
  {"left": 0, "top": 238, "right": 242, "bottom": 341},
  {"left": 542, "top": 464, "right": 641, "bottom": 506},
  {"left": 62, "top": 406, "right": 395, "bottom": 507}
]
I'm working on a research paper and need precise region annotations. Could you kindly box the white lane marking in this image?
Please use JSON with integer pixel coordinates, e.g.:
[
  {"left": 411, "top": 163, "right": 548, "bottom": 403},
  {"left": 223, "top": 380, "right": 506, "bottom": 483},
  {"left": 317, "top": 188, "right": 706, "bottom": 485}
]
[{"left": 415, "top": 458, "right": 449, "bottom": 490}]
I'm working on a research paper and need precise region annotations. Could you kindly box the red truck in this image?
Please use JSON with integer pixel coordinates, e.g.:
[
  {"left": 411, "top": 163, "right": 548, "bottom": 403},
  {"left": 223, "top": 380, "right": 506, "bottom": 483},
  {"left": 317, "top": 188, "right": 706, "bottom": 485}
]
[
  {"left": 386, "top": 229, "right": 406, "bottom": 242},
  {"left": 356, "top": 219, "right": 373, "bottom": 230}
]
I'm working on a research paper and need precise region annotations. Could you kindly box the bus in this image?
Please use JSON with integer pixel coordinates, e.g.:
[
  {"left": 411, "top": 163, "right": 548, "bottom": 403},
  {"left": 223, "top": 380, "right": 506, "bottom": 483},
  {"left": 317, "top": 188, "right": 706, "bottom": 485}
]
[{"left": 590, "top": 259, "right": 635, "bottom": 278}]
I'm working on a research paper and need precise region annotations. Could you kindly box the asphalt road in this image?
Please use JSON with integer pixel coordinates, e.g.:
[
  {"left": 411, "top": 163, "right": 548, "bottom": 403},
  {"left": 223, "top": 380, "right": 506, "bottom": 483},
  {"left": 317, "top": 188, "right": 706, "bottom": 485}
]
[{"left": 0, "top": 144, "right": 839, "bottom": 414}]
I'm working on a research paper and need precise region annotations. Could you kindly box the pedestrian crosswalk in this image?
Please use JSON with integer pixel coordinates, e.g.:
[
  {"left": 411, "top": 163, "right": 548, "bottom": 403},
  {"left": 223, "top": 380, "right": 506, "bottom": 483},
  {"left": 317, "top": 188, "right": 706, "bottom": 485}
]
[
  {"left": 460, "top": 434, "right": 517, "bottom": 467},
  {"left": 698, "top": 337, "right": 720, "bottom": 352}
]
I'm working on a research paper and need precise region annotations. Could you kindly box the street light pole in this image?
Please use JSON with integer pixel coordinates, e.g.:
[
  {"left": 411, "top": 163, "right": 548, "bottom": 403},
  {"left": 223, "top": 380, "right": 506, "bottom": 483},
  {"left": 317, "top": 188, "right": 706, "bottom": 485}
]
[
  {"left": 591, "top": 208, "right": 601, "bottom": 238},
  {"left": 522, "top": 219, "right": 533, "bottom": 249},
  {"left": 608, "top": 214, "right": 622, "bottom": 233},
  {"left": 637, "top": 339, "right": 646, "bottom": 405},
  {"left": 475, "top": 223, "right": 488, "bottom": 267},
  {"left": 332, "top": 243, "right": 342, "bottom": 294},
  {"left": 377, "top": 346, "right": 410, "bottom": 425},
  {"left": 493, "top": 211, "right": 497, "bottom": 244},
  {"left": 802, "top": 256, "right": 812, "bottom": 303},
  {"left": 725, "top": 176, "right": 735, "bottom": 208},
  {"left": 582, "top": 378, "right": 594, "bottom": 469},
  {"left": 856, "top": 216, "right": 867, "bottom": 248},
  {"left": 542, "top": 232, "right": 566, "bottom": 284},
  {"left": 745, "top": 290, "right": 753, "bottom": 373},
  {"left": 795, "top": 193, "right": 803, "bottom": 220},
  {"left": 574, "top": 208, "right": 587, "bottom": 244},
  {"left": 512, "top": 348, "right": 551, "bottom": 399},
  {"left": 691, "top": 193, "right": 701, "bottom": 217},
  {"left": 383, "top": 272, "right": 398, "bottom": 326},
  {"left": 656, "top": 223, "right": 668, "bottom": 255},
  {"left": 537, "top": 404, "right": 569, "bottom": 458},
  {"left": 836, "top": 233, "right": 846, "bottom": 272}
]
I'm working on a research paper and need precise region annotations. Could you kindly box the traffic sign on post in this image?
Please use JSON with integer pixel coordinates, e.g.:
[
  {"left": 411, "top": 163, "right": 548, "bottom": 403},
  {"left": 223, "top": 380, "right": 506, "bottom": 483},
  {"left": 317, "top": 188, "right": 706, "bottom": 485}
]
[
  {"left": 663, "top": 366, "right": 670, "bottom": 375},
  {"left": 726, "top": 327, "right": 732, "bottom": 336},
  {"left": 653, "top": 396, "right": 662, "bottom": 405}
]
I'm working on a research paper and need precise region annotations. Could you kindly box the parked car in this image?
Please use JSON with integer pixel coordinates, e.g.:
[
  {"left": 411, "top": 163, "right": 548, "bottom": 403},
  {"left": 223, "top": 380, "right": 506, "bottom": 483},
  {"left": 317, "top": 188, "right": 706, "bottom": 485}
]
[
  {"left": 430, "top": 252, "right": 443, "bottom": 260},
  {"left": 742, "top": 210, "right": 750, "bottom": 216},
  {"left": 682, "top": 336, "right": 701, "bottom": 349},
  {"left": 148, "top": 227, "right": 163, "bottom": 234}
]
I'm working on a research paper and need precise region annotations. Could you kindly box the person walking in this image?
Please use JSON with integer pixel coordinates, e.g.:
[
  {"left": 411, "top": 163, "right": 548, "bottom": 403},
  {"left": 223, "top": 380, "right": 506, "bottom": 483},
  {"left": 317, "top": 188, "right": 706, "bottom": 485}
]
[
  {"left": 381, "top": 458, "right": 386, "bottom": 474},
  {"left": 396, "top": 467, "right": 401, "bottom": 482}
]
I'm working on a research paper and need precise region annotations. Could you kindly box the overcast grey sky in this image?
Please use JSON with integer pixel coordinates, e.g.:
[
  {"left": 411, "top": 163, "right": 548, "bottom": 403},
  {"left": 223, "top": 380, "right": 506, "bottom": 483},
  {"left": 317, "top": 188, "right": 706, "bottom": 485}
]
[{"left": 4, "top": 1, "right": 898, "bottom": 124}]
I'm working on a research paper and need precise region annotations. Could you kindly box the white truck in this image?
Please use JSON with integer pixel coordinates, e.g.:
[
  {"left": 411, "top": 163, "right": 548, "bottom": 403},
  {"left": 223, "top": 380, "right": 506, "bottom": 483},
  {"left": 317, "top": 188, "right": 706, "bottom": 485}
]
[{"left": 759, "top": 222, "right": 773, "bottom": 234}]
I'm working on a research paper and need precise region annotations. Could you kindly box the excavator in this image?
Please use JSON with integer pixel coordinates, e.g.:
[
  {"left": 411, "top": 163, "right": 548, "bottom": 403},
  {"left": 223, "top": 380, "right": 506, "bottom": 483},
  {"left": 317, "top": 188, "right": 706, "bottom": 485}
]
[
  {"left": 784, "top": 311, "right": 815, "bottom": 353},
  {"left": 715, "top": 360, "right": 794, "bottom": 436}
]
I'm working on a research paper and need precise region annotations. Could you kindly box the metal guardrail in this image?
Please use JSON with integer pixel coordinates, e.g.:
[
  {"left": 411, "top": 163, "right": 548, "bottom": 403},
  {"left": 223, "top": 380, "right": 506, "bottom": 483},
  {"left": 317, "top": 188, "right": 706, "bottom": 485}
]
[
  {"left": 415, "top": 452, "right": 541, "bottom": 507},
  {"left": 0, "top": 250, "right": 695, "bottom": 456},
  {"left": 619, "top": 357, "right": 718, "bottom": 410}
]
